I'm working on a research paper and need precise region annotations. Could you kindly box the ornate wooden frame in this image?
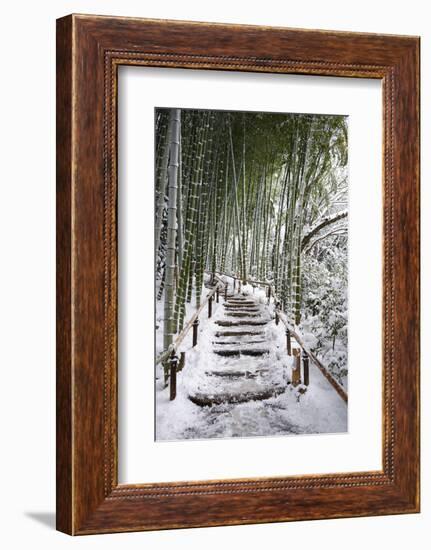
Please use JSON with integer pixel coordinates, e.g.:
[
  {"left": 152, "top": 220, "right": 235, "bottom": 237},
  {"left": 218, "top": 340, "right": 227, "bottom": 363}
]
[{"left": 56, "top": 14, "right": 420, "bottom": 535}]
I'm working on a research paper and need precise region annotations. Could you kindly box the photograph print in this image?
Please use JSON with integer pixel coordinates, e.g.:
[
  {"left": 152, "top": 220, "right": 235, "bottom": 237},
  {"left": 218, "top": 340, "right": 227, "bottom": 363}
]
[{"left": 155, "top": 107, "right": 348, "bottom": 441}]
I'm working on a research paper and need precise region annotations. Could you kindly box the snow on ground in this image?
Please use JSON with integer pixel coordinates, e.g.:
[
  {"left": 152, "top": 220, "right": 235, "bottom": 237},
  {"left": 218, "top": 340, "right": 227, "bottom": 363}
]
[{"left": 155, "top": 275, "right": 347, "bottom": 442}]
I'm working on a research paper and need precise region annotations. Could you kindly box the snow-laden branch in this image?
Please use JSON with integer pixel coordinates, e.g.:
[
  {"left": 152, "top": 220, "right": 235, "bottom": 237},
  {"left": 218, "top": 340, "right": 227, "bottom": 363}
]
[
  {"left": 301, "top": 209, "right": 348, "bottom": 251},
  {"left": 303, "top": 226, "right": 347, "bottom": 254}
]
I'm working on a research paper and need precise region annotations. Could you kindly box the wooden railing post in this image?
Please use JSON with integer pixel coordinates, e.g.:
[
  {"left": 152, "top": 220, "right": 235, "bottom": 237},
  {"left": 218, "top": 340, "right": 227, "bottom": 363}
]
[
  {"left": 192, "top": 318, "right": 199, "bottom": 347},
  {"left": 216, "top": 287, "right": 220, "bottom": 303},
  {"left": 179, "top": 351, "right": 186, "bottom": 371},
  {"left": 286, "top": 327, "right": 291, "bottom": 356},
  {"left": 275, "top": 301, "right": 281, "bottom": 325},
  {"left": 224, "top": 283, "right": 228, "bottom": 301},
  {"left": 292, "top": 348, "right": 301, "bottom": 386},
  {"left": 302, "top": 350, "right": 309, "bottom": 386},
  {"left": 208, "top": 295, "right": 213, "bottom": 318},
  {"left": 169, "top": 351, "right": 178, "bottom": 401},
  {"left": 267, "top": 285, "right": 271, "bottom": 304},
  {"left": 238, "top": 280, "right": 241, "bottom": 293}
]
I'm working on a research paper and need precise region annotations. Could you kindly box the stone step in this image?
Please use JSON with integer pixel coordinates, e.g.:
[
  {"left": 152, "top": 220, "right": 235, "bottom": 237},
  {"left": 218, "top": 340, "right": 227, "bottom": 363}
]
[
  {"left": 227, "top": 299, "right": 256, "bottom": 305},
  {"left": 205, "top": 370, "right": 258, "bottom": 379},
  {"left": 224, "top": 309, "right": 260, "bottom": 314},
  {"left": 224, "top": 305, "right": 260, "bottom": 309},
  {"left": 216, "top": 320, "right": 268, "bottom": 327},
  {"left": 225, "top": 312, "right": 261, "bottom": 318},
  {"left": 224, "top": 310, "right": 261, "bottom": 315},
  {"left": 225, "top": 304, "right": 258, "bottom": 309},
  {"left": 213, "top": 348, "right": 270, "bottom": 357},
  {"left": 223, "top": 304, "right": 260, "bottom": 310},
  {"left": 213, "top": 339, "right": 266, "bottom": 346},
  {"left": 224, "top": 312, "right": 262, "bottom": 318},
  {"left": 188, "top": 386, "right": 285, "bottom": 407},
  {"left": 215, "top": 330, "right": 265, "bottom": 337},
  {"left": 224, "top": 300, "right": 258, "bottom": 305}
]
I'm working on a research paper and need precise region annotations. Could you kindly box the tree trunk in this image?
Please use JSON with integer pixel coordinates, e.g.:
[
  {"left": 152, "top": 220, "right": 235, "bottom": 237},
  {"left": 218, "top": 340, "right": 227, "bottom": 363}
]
[
  {"left": 228, "top": 122, "right": 246, "bottom": 283},
  {"left": 155, "top": 116, "right": 171, "bottom": 261},
  {"left": 163, "top": 109, "right": 181, "bottom": 361}
]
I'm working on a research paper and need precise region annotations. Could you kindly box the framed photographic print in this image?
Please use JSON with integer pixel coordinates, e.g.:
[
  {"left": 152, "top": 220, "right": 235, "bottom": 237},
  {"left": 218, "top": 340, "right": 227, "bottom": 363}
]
[{"left": 56, "top": 14, "right": 420, "bottom": 534}]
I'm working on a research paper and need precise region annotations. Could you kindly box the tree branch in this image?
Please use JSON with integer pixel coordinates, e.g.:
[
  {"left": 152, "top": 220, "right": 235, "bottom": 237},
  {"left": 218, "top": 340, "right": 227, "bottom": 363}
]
[
  {"left": 303, "top": 226, "right": 347, "bottom": 254},
  {"left": 301, "top": 210, "right": 348, "bottom": 251}
]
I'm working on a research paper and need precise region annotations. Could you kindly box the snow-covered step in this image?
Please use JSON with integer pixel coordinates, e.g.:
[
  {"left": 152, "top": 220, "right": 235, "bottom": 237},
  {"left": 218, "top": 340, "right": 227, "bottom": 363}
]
[
  {"left": 189, "top": 385, "right": 285, "bottom": 407},
  {"left": 224, "top": 307, "right": 259, "bottom": 312},
  {"left": 225, "top": 297, "right": 257, "bottom": 300},
  {"left": 228, "top": 294, "right": 256, "bottom": 304},
  {"left": 208, "top": 353, "right": 268, "bottom": 368},
  {"left": 213, "top": 348, "right": 270, "bottom": 357},
  {"left": 224, "top": 312, "right": 262, "bottom": 317},
  {"left": 226, "top": 310, "right": 261, "bottom": 319},
  {"left": 216, "top": 319, "right": 268, "bottom": 327},
  {"left": 226, "top": 299, "right": 256, "bottom": 305},
  {"left": 224, "top": 310, "right": 261, "bottom": 315},
  {"left": 215, "top": 330, "right": 265, "bottom": 337},
  {"left": 213, "top": 339, "right": 266, "bottom": 345},
  {"left": 205, "top": 369, "right": 259, "bottom": 379},
  {"left": 225, "top": 311, "right": 262, "bottom": 318},
  {"left": 223, "top": 302, "right": 259, "bottom": 309}
]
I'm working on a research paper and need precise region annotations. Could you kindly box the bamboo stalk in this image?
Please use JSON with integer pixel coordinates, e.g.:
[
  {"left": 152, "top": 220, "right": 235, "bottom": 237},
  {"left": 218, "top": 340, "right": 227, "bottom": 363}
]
[{"left": 163, "top": 108, "right": 181, "bottom": 377}]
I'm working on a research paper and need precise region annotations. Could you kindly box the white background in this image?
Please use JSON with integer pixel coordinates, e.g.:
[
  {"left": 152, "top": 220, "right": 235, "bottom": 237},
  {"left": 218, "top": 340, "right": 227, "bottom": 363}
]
[
  {"left": 119, "top": 67, "right": 382, "bottom": 483},
  {"left": 0, "top": 1, "right": 428, "bottom": 549}
]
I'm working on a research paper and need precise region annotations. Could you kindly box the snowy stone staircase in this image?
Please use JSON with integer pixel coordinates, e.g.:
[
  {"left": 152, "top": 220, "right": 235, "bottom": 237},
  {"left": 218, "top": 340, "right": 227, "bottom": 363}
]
[{"left": 188, "top": 292, "right": 285, "bottom": 407}]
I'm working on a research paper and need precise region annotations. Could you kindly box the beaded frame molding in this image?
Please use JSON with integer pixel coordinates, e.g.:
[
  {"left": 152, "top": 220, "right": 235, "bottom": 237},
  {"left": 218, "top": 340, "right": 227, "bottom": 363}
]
[{"left": 56, "top": 14, "right": 420, "bottom": 535}]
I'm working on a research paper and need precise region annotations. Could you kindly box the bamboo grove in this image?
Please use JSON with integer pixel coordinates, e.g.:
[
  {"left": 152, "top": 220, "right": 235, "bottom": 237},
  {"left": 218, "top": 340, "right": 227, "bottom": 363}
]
[{"left": 155, "top": 108, "right": 348, "bottom": 358}]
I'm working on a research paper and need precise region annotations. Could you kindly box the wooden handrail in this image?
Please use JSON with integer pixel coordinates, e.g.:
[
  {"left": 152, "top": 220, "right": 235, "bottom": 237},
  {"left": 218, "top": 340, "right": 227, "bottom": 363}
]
[
  {"left": 249, "top": 279, "right": 271, "bottom": 287},
  {"left": 211, "top": 272, "right": 227, "bottom": 287},
  {"left": 156, "top": 280, "right": 224, "bottom": 365},
  {"left": 276, "top": 309, "right": 348, "bottom": 403},
  {"left": 207, "top": 269, "right": 238, "bottom": 282}
]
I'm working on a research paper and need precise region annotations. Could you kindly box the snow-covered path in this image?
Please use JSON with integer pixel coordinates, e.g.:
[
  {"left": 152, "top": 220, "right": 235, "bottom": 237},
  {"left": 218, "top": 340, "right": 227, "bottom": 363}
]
[
  {"left": 189, "top": 293, "right": 281, "bottom": 406},
  {"left": 156, "top": 285, "right": 347, "bottom": 441}
]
